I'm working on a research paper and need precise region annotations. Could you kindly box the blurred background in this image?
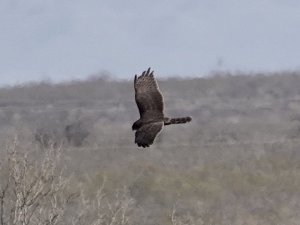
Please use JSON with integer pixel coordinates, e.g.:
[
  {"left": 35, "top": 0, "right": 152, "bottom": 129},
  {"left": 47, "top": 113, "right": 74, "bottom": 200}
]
[{"left": 1, "top": 1, "right": 300, "bottom": 225}]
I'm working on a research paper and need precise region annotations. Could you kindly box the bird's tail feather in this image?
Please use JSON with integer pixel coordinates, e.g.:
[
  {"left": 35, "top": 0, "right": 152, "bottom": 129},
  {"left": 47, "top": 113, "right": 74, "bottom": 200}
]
[{"left": 165, "top": 117, "right": 192, "bottom": 125}]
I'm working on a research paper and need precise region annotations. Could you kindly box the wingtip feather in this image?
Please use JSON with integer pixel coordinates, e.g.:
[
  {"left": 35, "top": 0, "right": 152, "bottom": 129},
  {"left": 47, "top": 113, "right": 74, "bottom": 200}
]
[{"left": 146, "top": 67, "right": 151, "bottom": 76}]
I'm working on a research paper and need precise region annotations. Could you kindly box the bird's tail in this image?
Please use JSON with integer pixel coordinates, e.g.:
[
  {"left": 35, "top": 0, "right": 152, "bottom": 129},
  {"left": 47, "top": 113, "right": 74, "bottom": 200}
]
[{"left": 164, "top": 117, "right": 192, "bottom": 125}]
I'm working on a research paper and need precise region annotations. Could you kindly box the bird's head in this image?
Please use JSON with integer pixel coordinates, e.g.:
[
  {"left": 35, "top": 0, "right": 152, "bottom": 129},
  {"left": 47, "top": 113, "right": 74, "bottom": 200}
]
[{"left": 132, "top": 120, "right": 142, "bottom": 131}]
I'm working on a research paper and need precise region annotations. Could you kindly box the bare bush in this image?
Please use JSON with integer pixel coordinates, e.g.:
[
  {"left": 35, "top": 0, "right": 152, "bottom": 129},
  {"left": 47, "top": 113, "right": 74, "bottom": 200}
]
[
  {"left": 0, "top": 138, "right": 72, "bottom": 225},
  {"left": 170, "top": 204, "right": 197, "bottom": 225},
  {"left": 34, "top": 128, "right": 61, "bottom": 148},
  {"left": 64, "top": 122, "right": 89, "bottom": 147},
  {"left": 73, "top": 182, "right": 135, "bottom": 225},
  {"left": 0, "top": 138, "right": 137, "bottom": 225}
]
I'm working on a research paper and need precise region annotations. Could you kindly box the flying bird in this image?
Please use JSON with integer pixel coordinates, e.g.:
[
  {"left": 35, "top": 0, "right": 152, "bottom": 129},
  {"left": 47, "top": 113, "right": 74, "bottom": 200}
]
[{"left": 132, "top": 68, "right": 192, "bottom": 148}]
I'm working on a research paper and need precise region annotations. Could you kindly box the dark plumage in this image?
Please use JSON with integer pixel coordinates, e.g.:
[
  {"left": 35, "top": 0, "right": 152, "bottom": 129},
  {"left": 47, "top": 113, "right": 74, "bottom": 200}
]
[{"left": 132, "top": 68, "right": 192, "bottom": 148}]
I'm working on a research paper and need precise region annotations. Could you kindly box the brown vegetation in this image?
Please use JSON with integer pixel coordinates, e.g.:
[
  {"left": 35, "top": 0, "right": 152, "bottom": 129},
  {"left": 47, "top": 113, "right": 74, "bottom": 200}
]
[{"left": 1, "top": 71, "right": 300, "bottom": 224}]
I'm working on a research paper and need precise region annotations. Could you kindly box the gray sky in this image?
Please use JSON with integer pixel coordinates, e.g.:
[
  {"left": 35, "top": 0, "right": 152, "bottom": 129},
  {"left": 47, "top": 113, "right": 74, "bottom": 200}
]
[{"left": 1, "top": 0, "right": 300, "bottom": 85}]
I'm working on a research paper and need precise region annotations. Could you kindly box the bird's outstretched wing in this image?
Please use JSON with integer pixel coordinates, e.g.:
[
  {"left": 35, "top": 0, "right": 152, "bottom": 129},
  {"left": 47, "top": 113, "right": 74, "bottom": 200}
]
[
  {"left": 134, "top": 68, "right": 164, "bottom": 119},
  {"left": 135, "top": 122, "right": 163, "bottom": 148}
]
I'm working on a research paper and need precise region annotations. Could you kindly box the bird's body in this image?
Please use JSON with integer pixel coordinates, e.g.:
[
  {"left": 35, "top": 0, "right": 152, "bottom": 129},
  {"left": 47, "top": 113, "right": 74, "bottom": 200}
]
[{"left": 132, "top": 68, "right": 192, "bottom": 148}]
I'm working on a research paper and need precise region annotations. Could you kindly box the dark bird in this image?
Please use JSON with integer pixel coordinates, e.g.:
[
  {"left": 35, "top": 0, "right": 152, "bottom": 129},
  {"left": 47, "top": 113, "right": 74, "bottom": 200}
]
[{"left": 132, "top": 68, "right": 192, "bottom": 148}]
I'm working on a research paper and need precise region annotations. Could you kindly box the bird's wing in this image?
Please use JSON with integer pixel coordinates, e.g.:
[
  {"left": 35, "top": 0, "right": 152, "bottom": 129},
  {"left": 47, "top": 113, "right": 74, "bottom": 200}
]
[
  {"left": 134, "top": 68, "right": 164, "bottom": 119},
  {"left": 135, "top": 122, "right": 163, "bottom": 148}
]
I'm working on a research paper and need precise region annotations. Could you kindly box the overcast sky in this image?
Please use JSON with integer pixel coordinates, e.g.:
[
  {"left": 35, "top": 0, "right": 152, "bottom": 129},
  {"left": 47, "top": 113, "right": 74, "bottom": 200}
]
[{"left": 1, "top": 0, "right": 300, "bottom": 85}]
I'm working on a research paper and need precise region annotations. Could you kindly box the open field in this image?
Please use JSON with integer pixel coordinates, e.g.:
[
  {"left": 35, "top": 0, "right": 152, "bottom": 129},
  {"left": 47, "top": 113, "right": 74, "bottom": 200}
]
[{"left": 1, "top": 71, "right": 300, "bottom": 224}]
